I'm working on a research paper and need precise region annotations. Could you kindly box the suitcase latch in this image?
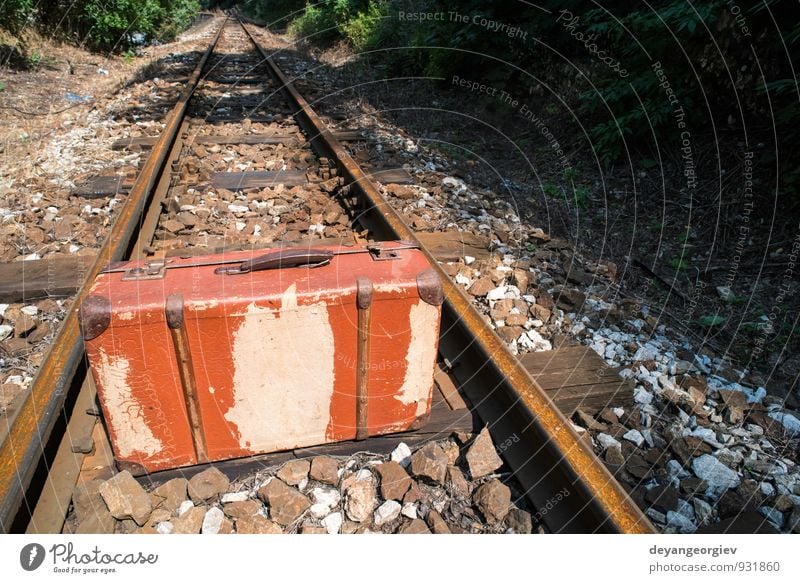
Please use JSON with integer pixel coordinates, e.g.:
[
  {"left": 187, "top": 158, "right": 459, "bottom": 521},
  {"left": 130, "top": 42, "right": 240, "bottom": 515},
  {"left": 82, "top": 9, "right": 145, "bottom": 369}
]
[
  {"left": 121, "top": 259, "right": 168, "bottom": 280},
  {"left": 366, "top": 243, "right": 405, "bottom": 261}
]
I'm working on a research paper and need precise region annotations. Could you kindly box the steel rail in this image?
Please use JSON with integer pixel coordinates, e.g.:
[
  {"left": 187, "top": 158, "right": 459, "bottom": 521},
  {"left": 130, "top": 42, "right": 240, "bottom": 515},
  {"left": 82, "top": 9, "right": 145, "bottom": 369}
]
[
  {"left": 0, "top": 18, "right": 228, "bottom": 532},
  {"left": 242, "top": 21, "right": 654, "bottom": 534}
]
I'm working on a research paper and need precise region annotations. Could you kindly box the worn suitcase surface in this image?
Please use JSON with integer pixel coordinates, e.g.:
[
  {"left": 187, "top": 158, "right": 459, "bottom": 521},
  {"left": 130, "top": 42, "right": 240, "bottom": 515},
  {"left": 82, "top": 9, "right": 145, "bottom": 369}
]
[{"left": 79, "top": 242, "right": 443, "bottom": 474}]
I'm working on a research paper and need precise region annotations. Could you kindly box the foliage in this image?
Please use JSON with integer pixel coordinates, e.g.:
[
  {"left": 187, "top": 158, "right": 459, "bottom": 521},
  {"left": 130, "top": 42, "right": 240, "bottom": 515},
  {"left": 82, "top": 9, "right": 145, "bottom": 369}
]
[
  {"left": 0, "top": 0, "right": 34, "bottom": 36},
  {"left": 1, "top": 0, "right": 200, "bottom": 53}
]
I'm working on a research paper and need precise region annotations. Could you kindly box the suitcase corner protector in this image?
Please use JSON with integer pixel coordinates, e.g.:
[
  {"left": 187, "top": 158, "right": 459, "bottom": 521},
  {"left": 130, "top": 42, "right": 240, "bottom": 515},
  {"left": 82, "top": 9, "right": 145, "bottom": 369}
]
[
  {"left": 79, "top": 294, "right": 112, "bottom": 341},
  {"left": 416, "top": 268, "right": 444, "bottom": 306}
]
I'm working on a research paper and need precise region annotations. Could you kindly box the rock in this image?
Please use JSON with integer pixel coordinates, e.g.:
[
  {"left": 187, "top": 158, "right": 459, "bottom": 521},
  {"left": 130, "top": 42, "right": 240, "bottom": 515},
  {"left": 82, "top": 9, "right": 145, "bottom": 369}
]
[
  {"left": 201, "top": 507, "right": 229, "bottom": 534},
  {"left": 75, "top": 508, "right": 116, "bottom": 534},
  {"left": 468, "top": 277, "right": 494, "bottom": 297},
  {"left": 150, "top": 478, "right": 188, "bottom": 513},
  {"left": 441, "top": 440, "right": 460, "bottom": 465},
  {"left": 375, "top": 462, "right": 412, "bottom": 501},
  {"left": 717, "top": 489, "right": 754, "bottom": 519},
  {"left": 277, "top": 459, "right": 310, "bottom": 486},
  {"left": 72, "top": 480, "right": 106, "bottom": 523},
  {"left": 258, "top": 479, "right": 311, "bottom": 525},
  {"left": 187, "top": 467, "right": 230, "bottom": 503},
  {"left": 310, "top": 487, "right": 341, "bottom": 511},
  {"left": 403, "top": 481, "right": 422, "bottom": 505},
  {"left": 692, "top": 454, "right": 741, "bottom": 498},
  {"left": 99, "top": 471, "right": 152, "bottom": 526},
  {"left": 401, "top": 502, "right": 418, "bottom": 519},
  {"left": 321, "top": 511, "right": 343, "bottom": 534},
  {"left": 680, "top": 478, "right": 707, "bottom": 496},
  {"left": 473, "top": 479, "right": 512, "bottom": 524},
  {"left": 773, "top": 494, "right": 794, "bottom": 512},
  {"left": 465, "top": 427, "right": 503, "bottom": 479},
  {"left": 400, "top": 518, "right": 431, "bottom": 534},
  {"left": 309, "top": 456, "right": 339, "bottom": 485},
  {"left": 220, "top": 492, "right": 250, "bottom": 504},
  {"left": 644, "top": 485, "right": 679, "bottom": 513},
  {"left": 596, "top": 433, "right": 622, "bottom": 451},
  {"left": 556, "top": 288, "right": 585, "bottom": 310},
  {"left": 235, "top": 515, "right": 282, "bottom": 534},
  {"left": 605, "top": 446, "right": 626, "bottom": 466},
  {"left": 448, "top": 466, "right": 471, "bottom": 498},
  {"left": 759, "top": 506, "right": 785, "bottom": 529},
  {"left": 373, "top": 500, "right": 402, "bottom": 526},
  {"left": 171, "top": 506, "right": 206, "bottom": 534},
  {"left": 623, "top": 429, "right": 645, "bottom": 447},
  {"left": 497, "top": 326, "right": 524, "bottom": 342},
  {"left": 14, "top": 314, "right": 37, "bottom": 337},
  {"left": 177, "top": 500, "right": 194, "bottom": 516},
  {"left": 511, "top": 269, "right": 530, "bottom": 292},
  {"left": 787, "top": 508, "right": 800, "bottom": 534},
  {"left": 573, "top": 409, "right": 608, "bottom": 432},
  {"left": 625, "top": 454, "right": 652, "bottom": 480},
  {"left": 410, "top": 442, "right": 449, "bottom": 483},
  {"left": 155, "top": 522, "right": 174, "bottom": 534},
  {"left": 693, "top": 498, "right": 714, "bottom": 526},
  {"left": 666, "top": 510, "right": 696, "bottom": 533},
  {"left": 504, "top": 508, "right": 533, "bottom": 534},
  {"left": 390, "top": 442, "right": 412, "bottom": 468},
  {"left": 695, "top": 511, "right": 779, "bottom": 534},
  {"left": 426, "top": 509, "right": 451, "bottom": 534},
  {"left": 145, "top": 509, "right": 172, "bottom": 529},
  {"left": 344, "top": 480, "right": 376, "bottom": 523},
  {"left": 223, "top": 500, "right": 262, "bottom": 519}
]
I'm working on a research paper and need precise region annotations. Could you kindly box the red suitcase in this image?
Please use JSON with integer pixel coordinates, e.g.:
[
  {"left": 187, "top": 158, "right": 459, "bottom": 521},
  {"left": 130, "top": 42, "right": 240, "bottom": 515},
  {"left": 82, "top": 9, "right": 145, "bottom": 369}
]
[{"left": 79, "top": 242, "right": 443, "bottom": 474}]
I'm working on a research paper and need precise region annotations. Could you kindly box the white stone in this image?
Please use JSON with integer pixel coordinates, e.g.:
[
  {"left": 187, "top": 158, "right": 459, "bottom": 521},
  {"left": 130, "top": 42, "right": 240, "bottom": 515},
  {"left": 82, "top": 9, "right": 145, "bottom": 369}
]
[
  {"left": 373, "top": 500, "right": 402, "bottom": 526},
  {"left": 20, "top": 305, "right": 38, "bottom": 316},
  {"left": 692, "top": 454, "right": 741, "bottom": 498},
  {"left": 596, "top": 433, "right": 622, "bottom": 451},
  {"left": 310, "top": 503, "right": 331, "bottom": 518},
  {"left": 464, "top": 255, "right": 475, "bottom": 265},
  {"left": 201, "top": 507, "right": 225, "bottom": 534},
  {"left": 0, "top": 325, "right": 13, "bottom": 341},
  {"left": 768, "top": 411, "right": 800, "bottom": 436},
  {"left": 613, "top": 407, "right": 625, "bottom": 418},
  {"left": 692, "top": 426, "right": 723, "bottom": 448},
  {"left": 634, "top": 386, "right": 653, "bottom": 405},
  {"left": 693, "top": 498, "right": 713, "bottom": 525},
  {"left": 156, "top": 522, "right": 174, "bottom": 534},
  {"left": 310, "top": 487, "right": 341, "bottom": 509},
  {"left": 177, "top": 500, "right": 194, "bottom": 516},
  {"left": 623, "top": 429, "right": 645, "bottom": 447},
  {"left": 220, "top": 491, "right": 249, "bottom": 504},
  {"left": 228, "top": 204, "right": 249, "bottom": 213},
  {"left": 401, "top": 503, "right": 417, "bottom": 520},
  {"left": 759, "top": 482, "right": 775, "bottom": 497},
  {"left": 391, "top": 443, "right": 412, "bottom": 468},
  {"left": 355, "top": 469, "right": 374, "bottom": 482},
  {"left": 321, "top": 511, "right": 343, "bottom": 534},
  {"left": 486, "top": 286, "right": 510, "bottom": 301},
  {"left": 759, "top": 506, "right": 784, "bottom": 529},
  {"left": 666, "top": 510, "right": 696, "bottom": 533},
  {"left": 0, "top": 304, "right": 8, "bottom": 317},
  {"left": 454, "top": 273, "right": 471, "bottom": 286}
]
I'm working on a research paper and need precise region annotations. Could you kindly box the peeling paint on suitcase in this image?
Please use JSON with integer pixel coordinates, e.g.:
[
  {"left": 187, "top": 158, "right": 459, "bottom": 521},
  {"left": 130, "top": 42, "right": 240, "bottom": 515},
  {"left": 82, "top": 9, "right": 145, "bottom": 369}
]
[{"left": 80, "top": 242, "right": 443, "bottom": 473}]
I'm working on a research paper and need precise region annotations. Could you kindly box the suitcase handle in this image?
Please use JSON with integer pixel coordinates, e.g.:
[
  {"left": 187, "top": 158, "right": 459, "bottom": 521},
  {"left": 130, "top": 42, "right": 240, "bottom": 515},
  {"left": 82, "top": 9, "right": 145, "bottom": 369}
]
[{"left": 214, "top": 248, "right": 334, "bottom": 275}]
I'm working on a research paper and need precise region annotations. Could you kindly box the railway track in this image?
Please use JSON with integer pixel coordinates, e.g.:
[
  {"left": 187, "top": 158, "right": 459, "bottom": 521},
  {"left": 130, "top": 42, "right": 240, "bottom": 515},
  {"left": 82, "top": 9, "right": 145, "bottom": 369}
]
[{"left": 0, "top": 16, "right": 653, "bottom": 534}]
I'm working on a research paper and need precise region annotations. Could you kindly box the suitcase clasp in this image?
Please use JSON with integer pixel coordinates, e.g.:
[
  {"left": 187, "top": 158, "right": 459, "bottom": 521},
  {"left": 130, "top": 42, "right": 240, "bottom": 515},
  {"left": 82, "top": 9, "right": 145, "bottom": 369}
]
[{"left": 120, "top": 259, "right": 168, "bottom": 280}]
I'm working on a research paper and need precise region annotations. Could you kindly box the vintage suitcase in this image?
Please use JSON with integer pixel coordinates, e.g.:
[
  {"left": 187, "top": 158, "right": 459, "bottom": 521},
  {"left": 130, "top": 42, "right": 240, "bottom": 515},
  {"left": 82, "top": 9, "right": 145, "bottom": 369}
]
[{"left": 79, "top": 242, "right": 443, "bottom": 474}]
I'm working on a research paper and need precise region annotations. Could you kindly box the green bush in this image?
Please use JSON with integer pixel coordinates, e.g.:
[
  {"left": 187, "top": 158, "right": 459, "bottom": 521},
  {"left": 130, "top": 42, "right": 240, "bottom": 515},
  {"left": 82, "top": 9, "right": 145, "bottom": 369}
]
[{"left": 0, "top": 0, "right": 34, "bottom": 36}]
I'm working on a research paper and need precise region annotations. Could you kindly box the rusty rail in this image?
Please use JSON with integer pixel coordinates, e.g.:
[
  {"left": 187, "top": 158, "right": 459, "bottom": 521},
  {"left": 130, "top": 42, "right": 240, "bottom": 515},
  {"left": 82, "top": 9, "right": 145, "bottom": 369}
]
[
  {"left": 0, "top": 19, "right": 227, "bottom": 533},
  {"left": 242, "top": 21, "right": 654, "bottom": 534}
]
